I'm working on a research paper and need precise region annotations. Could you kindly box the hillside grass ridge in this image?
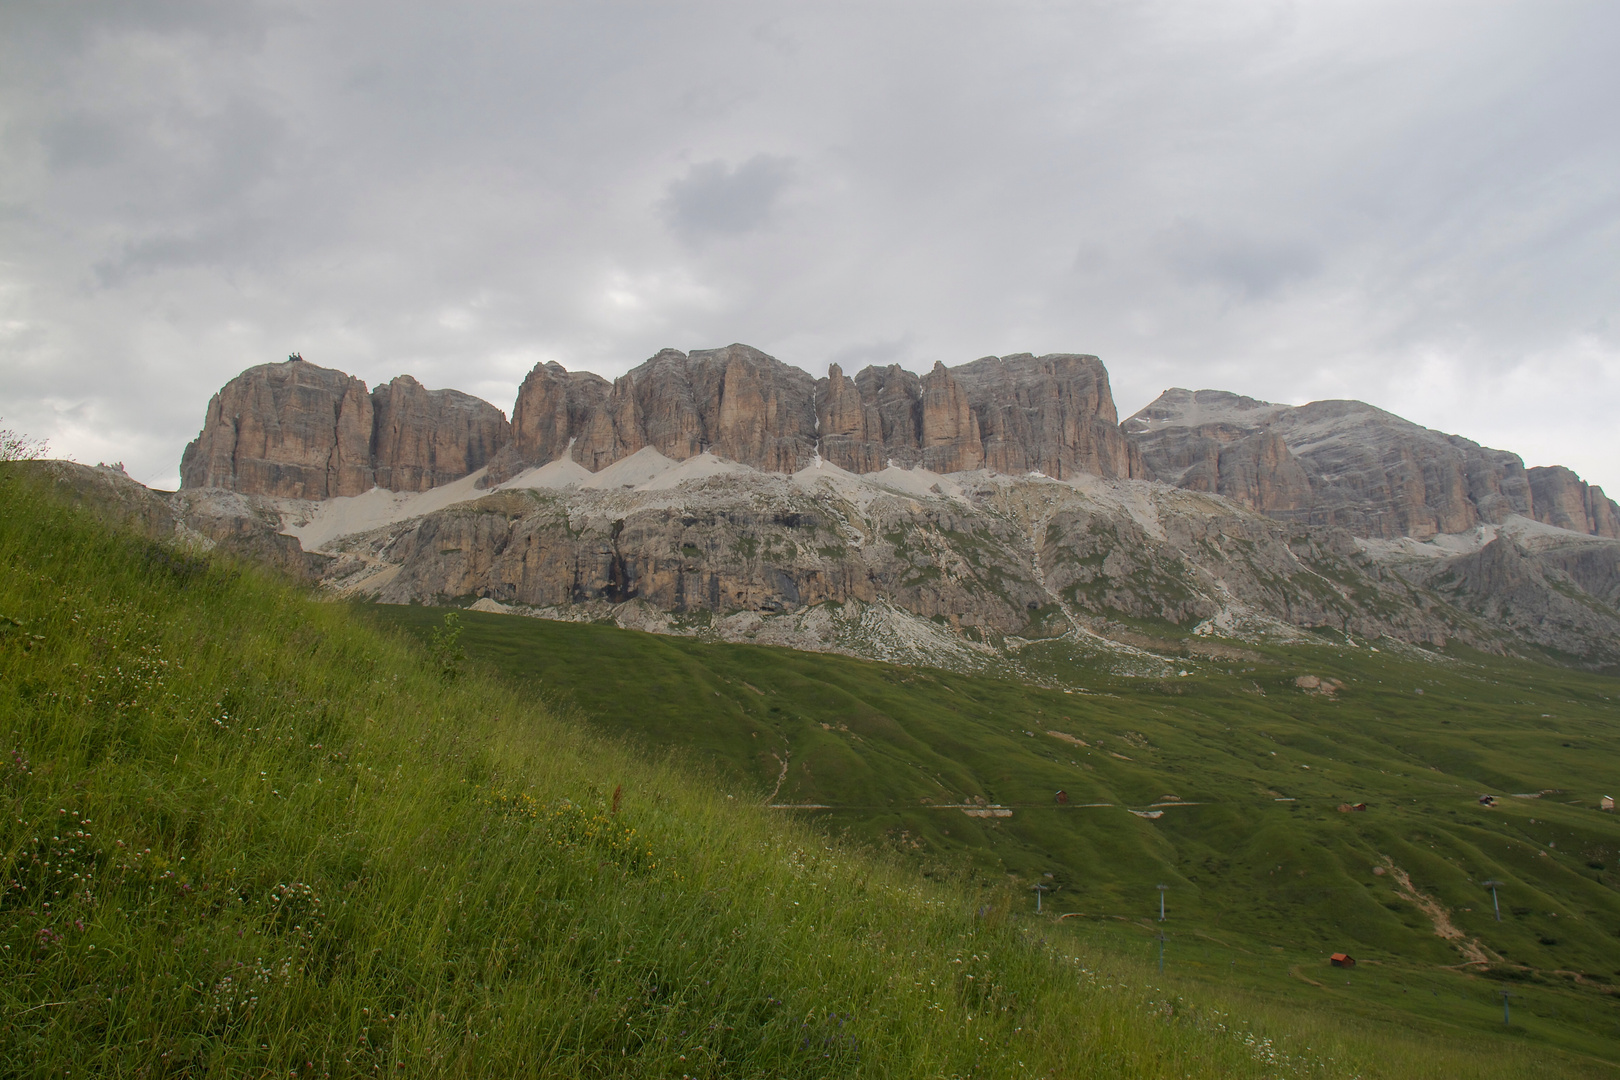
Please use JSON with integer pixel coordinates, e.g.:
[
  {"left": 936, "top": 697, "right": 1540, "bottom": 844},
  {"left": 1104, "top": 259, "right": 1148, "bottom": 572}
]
[{"left": 0, "top": 467, "right": 1591, "bottom": 1078}]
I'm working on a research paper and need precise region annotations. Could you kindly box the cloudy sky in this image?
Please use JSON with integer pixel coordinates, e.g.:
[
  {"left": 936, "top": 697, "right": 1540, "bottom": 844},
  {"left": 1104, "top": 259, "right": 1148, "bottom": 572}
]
[{"left": 2, "top": 0, "right": 1617, "bottom": 492}]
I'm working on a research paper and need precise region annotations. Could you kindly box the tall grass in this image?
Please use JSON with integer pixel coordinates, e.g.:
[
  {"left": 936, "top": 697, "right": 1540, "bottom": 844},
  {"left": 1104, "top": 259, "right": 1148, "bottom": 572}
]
[{"left": 0, "top": 469, "right": 1598, "bottom": 1078}]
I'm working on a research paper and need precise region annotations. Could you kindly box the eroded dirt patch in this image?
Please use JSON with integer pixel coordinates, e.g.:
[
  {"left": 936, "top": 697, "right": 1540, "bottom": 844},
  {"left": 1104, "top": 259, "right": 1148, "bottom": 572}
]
[{"left": 1381, "top": 857, "right": 1492, "bottom": 965}]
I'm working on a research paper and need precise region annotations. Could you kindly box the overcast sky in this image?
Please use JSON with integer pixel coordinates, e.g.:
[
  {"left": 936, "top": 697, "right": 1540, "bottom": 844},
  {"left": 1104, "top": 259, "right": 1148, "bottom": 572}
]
[{"left": 3, "top": 0, "right": 1617, "bottom": 492}]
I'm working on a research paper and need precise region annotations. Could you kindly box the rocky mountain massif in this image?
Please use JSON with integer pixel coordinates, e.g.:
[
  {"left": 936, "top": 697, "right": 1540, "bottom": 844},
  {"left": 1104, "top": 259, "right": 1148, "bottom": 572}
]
[
  {"left": 1126, "top": 388, "right": 1620, "bottom": 540},
  {"left": 184, "top": 348, "right": 1614, "bottom": 542},
  {"left": 140, "top": 345, "right": 1620, "bottom": 673}
]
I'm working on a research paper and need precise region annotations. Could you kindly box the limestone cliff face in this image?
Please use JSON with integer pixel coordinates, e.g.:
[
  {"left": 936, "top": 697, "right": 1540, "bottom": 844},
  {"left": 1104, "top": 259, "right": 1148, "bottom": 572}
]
[
  {"left": 920, "top": 361, "right": 984, "bottom": 473},
  {"left": 370, "top": 375, "right": 511, "bottom": 492},
  {"left": 815, "top": 364, "right": 885, "bottom": 472},
  {"left": 836, "top": 364, "right": 925, "bottom": 469},
  {"left": 302, "top": 465, "right": 1620, "bottom": 669},
  {"left": 180, "top": 358, "right": 510, "bottom": 497},
  {"left": 809, "top": 353, "right": 1141, "bottom": 480},
  {"left": 190, "top": 347, "right": 1148, "bottom": 497},
  {"left": 1125, "top": 389, "right": 1549, "bottom": 539},
  {"left": 490, "top": 347, "right": 1141, "bottom": 482},
  {"left": 187, "top": 353, "right": 1613, "bottom": 548},
  {"left": 951, "top": 353, "right": 1143, "bottom": 480},
  {"left": 1419, "top": 529, "right": 1620, "bottom": 665},
  {"left": 498, "top": 362, "right": 614, "bottom": 479},
  {"left": 181, "top": 359, "right": 378, "bottom": 498},
  {"left": 494, "top": 345, "right": 820, "bottom": 480},
  {"left": 1527, "top": 466, "right": 1620, "bottom": 539},
  {"left": 327, "top": 476, "right": 1387, "bottom": 642},
  {"left": 49, "top": 450, "right": 1620, "bottom": 671}
]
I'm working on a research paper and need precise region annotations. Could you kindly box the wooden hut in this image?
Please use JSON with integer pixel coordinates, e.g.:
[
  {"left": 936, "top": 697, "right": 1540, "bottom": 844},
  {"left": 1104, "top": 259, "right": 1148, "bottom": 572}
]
[{"left": 1330, "top": 953, "right": 1356, "bottom": 968}]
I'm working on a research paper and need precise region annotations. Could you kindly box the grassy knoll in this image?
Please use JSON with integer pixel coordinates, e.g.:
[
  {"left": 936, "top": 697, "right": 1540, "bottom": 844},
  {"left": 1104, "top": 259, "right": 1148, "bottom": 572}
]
[{"left": 368, "top": 605, "right": 1620, "bottom": 1071}]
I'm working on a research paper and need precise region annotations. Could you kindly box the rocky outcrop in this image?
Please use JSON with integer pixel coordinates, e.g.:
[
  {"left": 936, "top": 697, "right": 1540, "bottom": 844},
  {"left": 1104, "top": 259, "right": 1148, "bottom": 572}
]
[
  {"left": 180, "top": 358, "right": 510, "bottom": 497},
  {"left": 52, "top": 446, "right": 1620, "bottom": 671},
  {"left": 1417, "top": 530, "right": 1620, "bottom": 667},
  {"left": 371, "top": 375, "right": 511, "bottom": 492},
  {"left": 1125, "top": 389, "right": 1546, "bottom": 539},
  {"left": 188, "top": 347, "right": 1148, "bottom": 498},
  {"left": 490, "top": 345, "right": 820, "bottom": 483},
  {"left": 296, "top": 463, "right": 1620, "bottom": 670},
  {"left": 812, "top": 353, "right": 1142, "bottom": 479},
  {"left": 320, "top": 474, "right": 1369, "bottom": 640},
  {"left": 951, "top": 353, "right": 1143, "bottom": 480},
  {"left": 815, "top": 364, "right": 884, "bottom": 473},
  {"left": 502, "top": 361, "right": 614, "bottom": 474},
  {"left": 182, "top": 358, "right": 378, "bottom": 498},
  {"left": 1527, "top": 466, "right": 1620, "bottom": 539},
  {"left": 825, "top": 364, "right": 924, "bottom": 470},
  {"left": 489, "top": 347, "right": 1141, "bottom": 482}
]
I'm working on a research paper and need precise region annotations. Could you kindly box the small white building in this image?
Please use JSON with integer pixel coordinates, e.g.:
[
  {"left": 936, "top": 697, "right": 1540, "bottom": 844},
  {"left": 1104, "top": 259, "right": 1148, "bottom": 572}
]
[{"left": 1602, "top": 795, "right": 1614, "bottom": 812}]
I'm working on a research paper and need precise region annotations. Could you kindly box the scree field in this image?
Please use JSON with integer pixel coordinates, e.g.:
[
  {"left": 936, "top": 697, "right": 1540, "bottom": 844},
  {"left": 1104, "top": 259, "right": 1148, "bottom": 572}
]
[{"left": 372, "top": 603, "right": 1620, "bottom": 1066}]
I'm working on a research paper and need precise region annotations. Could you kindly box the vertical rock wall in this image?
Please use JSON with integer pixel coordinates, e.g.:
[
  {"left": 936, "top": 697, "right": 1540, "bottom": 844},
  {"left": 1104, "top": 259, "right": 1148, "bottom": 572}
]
[
  {"left": 951, "top": 353, "right": 1143, "bottom": 480},
  {"left": 181, "top": 358, "right": 509, "bottom": 497},
  {"left": 181, "top": 359, "right": 378, "bottom": 498},
  {"left": 1529, "top": 466, "right": 1620, "bottom": 538},
  {"left": 370, "top": 375, "right": 512, "bottom": 492}
]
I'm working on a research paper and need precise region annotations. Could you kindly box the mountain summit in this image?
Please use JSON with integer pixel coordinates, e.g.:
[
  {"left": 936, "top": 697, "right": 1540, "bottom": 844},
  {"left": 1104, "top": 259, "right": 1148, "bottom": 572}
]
[{"left": 1126, "top": 388, "right": 1619, "bottom": 540}]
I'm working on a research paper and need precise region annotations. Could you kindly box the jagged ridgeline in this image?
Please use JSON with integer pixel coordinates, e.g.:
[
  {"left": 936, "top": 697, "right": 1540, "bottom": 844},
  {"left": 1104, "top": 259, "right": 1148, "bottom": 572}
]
[
  {"left": 179, "top": 345, "right": 1145, "bottom": 495},
  {"left": 180, "top": 345, "right": 1616, "bottom": 537},
  {"left": 169, "top": 345, "right": 1620, "bottom": 671},
  {"left": 7, "top": 462, "right": 1558, "bottom": 1078}
]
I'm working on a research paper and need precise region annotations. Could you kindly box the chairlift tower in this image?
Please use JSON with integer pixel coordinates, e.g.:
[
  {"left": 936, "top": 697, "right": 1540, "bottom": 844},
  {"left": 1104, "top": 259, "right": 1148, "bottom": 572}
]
[
  {"left": 1483, "top": 880, "right": 1504, "bottom": 921},
  {"left": 1156, "top": 883, "right": 1169, "bottom": 922}
]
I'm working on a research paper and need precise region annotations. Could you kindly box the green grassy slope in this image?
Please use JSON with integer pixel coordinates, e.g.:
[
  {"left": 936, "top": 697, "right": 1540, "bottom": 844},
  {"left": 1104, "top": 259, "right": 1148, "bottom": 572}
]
[
  {"left": 369, "top": 605, "right": 1620, "bottom": 1068},
  {"left": 3, "top": 469, "right": 1526, "bottom": 1077}
]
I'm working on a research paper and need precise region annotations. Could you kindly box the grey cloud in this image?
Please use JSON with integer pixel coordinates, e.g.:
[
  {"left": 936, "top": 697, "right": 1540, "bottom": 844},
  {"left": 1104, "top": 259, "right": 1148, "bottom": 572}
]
[
  {"left": 1156, "top": 220, "right": 1321, "bottom": 300},
  {"left": 40, "top": 114, "right": 125, "bottom": 170},
  {"left": 660, "top": 155, "right": 797, "bottom": 240},
  {"left": 92, "top": 218, "right": 272, "bottom": 286},
  {"left": 0, "top": 1, "right": 1617, "bottom": 494},
  {"left": 828, "top": 336, "right": 914, "bottom": 371}
]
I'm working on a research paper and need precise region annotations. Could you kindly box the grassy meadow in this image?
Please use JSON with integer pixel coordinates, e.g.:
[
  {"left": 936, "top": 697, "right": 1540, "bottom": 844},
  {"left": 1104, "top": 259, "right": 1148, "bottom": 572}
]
[
  {"left": 367, "top": 604, "right": 1620, "bottom": 1071},
  {"left": 0, "top": 465, "right": 1610, "bottom": 1077}
]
